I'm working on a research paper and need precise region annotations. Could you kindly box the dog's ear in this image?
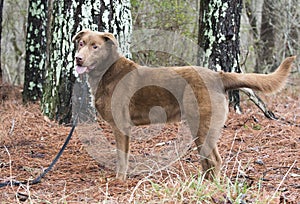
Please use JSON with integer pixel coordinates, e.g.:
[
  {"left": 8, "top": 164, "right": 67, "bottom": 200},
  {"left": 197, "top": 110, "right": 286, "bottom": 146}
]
[
  {"left": 72, "top": 29, "right": 90, "bottom": 42},
  {"left": 102, "top": 33, "right": 118, "bottom": 47}
]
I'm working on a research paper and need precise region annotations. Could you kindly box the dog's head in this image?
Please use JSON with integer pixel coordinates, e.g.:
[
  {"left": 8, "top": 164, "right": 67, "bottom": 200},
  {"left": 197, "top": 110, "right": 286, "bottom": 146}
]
[{"left": 72, "top": 29, "right": 120, "bottom": 75}]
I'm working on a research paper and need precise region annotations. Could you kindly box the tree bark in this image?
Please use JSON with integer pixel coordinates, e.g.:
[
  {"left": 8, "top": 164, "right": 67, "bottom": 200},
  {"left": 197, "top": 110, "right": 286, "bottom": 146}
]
[
  {"left": 98, "top": 0, "right": 132, "bottom": 58},
  {"left": 0, "top": 0, "right": 4, "bottom": 84},
  {"left": 255, "top": 0, "right": 276, "bottom": 73},
  {"left": 198, "top": 0, "right": 243, "bottom": 113},
  {"left": 42, "top": 0, "right": 82, "bottom": 124},
  {"left": 23, "top": 0, "right": 48, "bottom": 102}
]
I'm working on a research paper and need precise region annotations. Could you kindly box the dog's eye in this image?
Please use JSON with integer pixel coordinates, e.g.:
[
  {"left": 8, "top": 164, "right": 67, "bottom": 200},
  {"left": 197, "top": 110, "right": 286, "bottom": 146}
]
[{"left": 92, "top": 45, "right": 98, "bottom": 49}]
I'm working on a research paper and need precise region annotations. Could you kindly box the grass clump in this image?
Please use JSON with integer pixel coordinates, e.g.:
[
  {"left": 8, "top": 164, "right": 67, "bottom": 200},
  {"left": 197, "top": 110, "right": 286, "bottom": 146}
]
[{"left": 129, "top": 170, "right": 280, "bottom": 203}]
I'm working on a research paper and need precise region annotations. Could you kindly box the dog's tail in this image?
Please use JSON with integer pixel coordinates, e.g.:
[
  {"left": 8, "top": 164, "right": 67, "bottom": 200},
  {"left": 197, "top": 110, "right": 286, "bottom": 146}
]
[{"left": 220, "top": 56, "right": 296, "bottom": 93}]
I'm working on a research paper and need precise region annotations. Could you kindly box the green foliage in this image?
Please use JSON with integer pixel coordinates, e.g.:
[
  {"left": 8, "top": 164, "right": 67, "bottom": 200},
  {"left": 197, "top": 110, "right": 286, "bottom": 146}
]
[
  {"left": 131, "top": 0, "right": 198, "bottom": 39},
  {"left": 134, "top": 50, "right": 187, "bottom": 67},
  {"left": 252, "top": 123, "right": 262, "bottom": 130},
  {"left": 131, "top": 0, "right": 141, "bottom": 9},
  {"left": 131, "top": 0, "right": 199, "bottom": 66}
]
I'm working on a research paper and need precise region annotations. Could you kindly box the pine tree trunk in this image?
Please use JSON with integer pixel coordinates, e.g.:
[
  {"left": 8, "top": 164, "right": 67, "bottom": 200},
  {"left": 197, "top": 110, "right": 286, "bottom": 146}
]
[
  {"left": 0, "top": 0, "right": 4, "bottom": 84},
  {"left": 198, "top": 0, "right": 243, "bottom": 113},
  {"left": 98, "top": 0, "right": 132, "bottom": 57},
  {"left": 42, "top": 0, "right": 83, "bottom": 124},
  {"left": 255, "top": 0, "right": 276, "bottom": 73},
  {"left": 22, "top": 0, "right": 48, "bottom": 102}
]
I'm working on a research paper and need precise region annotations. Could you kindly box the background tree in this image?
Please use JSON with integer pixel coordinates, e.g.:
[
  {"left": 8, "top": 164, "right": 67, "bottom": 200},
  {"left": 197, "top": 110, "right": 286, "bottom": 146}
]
[
  {"left": 22, "top": 0, "right": 48, "bottom": 102},
  {"left": 1, "top": 0, "right": 27, "bottom": 85},
  {"left": 131, "top": 0, "right": 199, "bottom": 66},
  {"left": 198, "top": 0, "right": 243, "bottom": 112},
  {"left": 41, "top": 0, "right": 79, "bottom": 123},
  {"left": 256, "top": 0, "right": 276, "bottom": 72},
  {"left": 0, "top": 0, "right": 3, "bottom": 84},
  {"left": 245, "top": 0, "right": 276, "bottom": 73},
  {"left": 245, "top": 0, "right": 299, "bottom": 73}
]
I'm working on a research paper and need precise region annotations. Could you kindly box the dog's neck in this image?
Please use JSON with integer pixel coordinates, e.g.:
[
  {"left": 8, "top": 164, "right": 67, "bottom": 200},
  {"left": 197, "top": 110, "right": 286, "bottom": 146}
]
[
  {"left": 87, "top": 50, "right": 127, "bottom": 95},
  {"left": 91, "top": 57, "right": 139, "bottom": 100},
  {"left": 102, "top": 57, "right": 137, "bottom": 82}
]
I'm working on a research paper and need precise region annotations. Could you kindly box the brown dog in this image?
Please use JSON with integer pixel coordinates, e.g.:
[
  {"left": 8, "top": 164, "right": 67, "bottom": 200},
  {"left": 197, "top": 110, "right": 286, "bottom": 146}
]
[{"left": 72, "top": 29, "right": 296, "bottom": 180}]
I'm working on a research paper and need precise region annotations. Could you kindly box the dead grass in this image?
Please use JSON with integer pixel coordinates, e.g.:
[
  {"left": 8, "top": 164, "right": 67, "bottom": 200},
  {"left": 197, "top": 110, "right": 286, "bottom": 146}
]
[{"left": 0, "top": 81, "right": 299, "bottom": 203}]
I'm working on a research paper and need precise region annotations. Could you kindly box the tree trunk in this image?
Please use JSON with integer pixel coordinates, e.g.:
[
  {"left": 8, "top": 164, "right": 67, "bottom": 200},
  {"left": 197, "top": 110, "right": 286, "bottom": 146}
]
[
  {"left": 41, "top": 0, "right": 132, "bottom": 124},
  {"left": 255, "top": 0, "right": 276, "bottom": 73},
  {"left": 41, "top": 0, "right": 83, "bottom": 124},
  {"left": 22, "top": 0, "right": 48, "bottom": 102},
  {"left": 246, "top": 0, "right": 298, "bottom": 73},
  {"left": 98, "top": 0, "right": 132, "bottom": 58},
  {"left": 0, "top": 0, "right": 4, "bottom": 84},
  {"left": 199, "top": 0, "right": 276, "bottom": 119},
  {"left": 198, "top": 0, "right": 243, "bottom": 113}
]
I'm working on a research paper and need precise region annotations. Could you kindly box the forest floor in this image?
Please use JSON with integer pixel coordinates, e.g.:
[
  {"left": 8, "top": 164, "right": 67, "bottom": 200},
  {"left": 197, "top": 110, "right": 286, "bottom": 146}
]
[{"left": 0, "top": 77, "right": 299, "bottom": 203}]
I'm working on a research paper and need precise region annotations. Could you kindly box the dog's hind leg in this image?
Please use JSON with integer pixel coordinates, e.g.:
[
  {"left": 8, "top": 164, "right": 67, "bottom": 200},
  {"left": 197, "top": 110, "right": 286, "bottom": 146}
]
[
  {"left": 112, "top": 126, "right": 130, "bottom": 180},
  {"left": 182, "top": 87, "right": 222, "bottom": 180},
  {"left": 193, "top": 120, "right": 223, "bottom": 180},
  {"left": 190, "top": 115, "right": 221, "bottom": 179},
  {"left": 198, "top": 137, "right": 222, "bottom": 180},
  {"left": 184, "top": 100, "right": 225, "bottom": 180},
  {"left": 197, "top": 100, "right": 227, "bottom": 180}
]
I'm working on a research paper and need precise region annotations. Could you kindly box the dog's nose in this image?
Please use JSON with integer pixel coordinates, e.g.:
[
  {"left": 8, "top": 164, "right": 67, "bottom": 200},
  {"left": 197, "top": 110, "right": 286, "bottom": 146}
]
[{"left": 75, "top": 56, "right": 83, "bottom": 65}]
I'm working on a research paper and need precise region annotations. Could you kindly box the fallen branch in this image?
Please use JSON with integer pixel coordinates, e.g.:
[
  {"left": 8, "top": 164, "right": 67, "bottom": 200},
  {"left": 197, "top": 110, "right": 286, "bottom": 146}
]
[{"left": 240, "top": 88, "right": 276, "bottom": 119}]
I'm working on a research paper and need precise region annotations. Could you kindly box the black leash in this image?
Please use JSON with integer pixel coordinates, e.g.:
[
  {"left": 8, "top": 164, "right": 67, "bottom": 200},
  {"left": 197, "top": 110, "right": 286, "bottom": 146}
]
[
  {"left": 0, "top": 77, "right": 88, "bottom": 188},
  {"left": 0, "top": 124, "right": 76, "bottom": 187}
]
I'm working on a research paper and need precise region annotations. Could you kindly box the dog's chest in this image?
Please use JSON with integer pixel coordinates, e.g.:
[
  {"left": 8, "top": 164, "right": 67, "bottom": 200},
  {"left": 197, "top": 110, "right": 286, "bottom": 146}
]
[{"left": 94, "top": 83, "right": 115, "bottom": 122}]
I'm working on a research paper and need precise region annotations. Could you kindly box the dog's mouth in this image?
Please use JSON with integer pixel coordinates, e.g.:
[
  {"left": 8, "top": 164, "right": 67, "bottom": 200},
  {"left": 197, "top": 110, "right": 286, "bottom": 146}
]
[
  {"left": 76, "top": 65, "right": 88, "bottom": 74},
  {"left": 76, "top": 65, "right": 95, "bottom": 74}
]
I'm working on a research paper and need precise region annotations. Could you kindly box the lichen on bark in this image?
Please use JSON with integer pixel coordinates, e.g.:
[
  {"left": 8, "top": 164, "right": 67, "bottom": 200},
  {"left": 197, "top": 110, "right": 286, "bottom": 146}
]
[
  {"left": 42, "top": 0, "right": 78, "bottom": 123},
  {"left": 23, "top": 0, "right": 48, "bottom": 103},
  {"left": 199, "top": 0, "right": 243, "bottom": 112}
]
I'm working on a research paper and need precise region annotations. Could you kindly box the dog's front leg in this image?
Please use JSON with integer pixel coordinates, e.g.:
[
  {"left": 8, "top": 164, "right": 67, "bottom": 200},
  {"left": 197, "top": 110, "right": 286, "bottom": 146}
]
[{"left": 112, "top": 126, "right": 130, "bottom": 180}]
